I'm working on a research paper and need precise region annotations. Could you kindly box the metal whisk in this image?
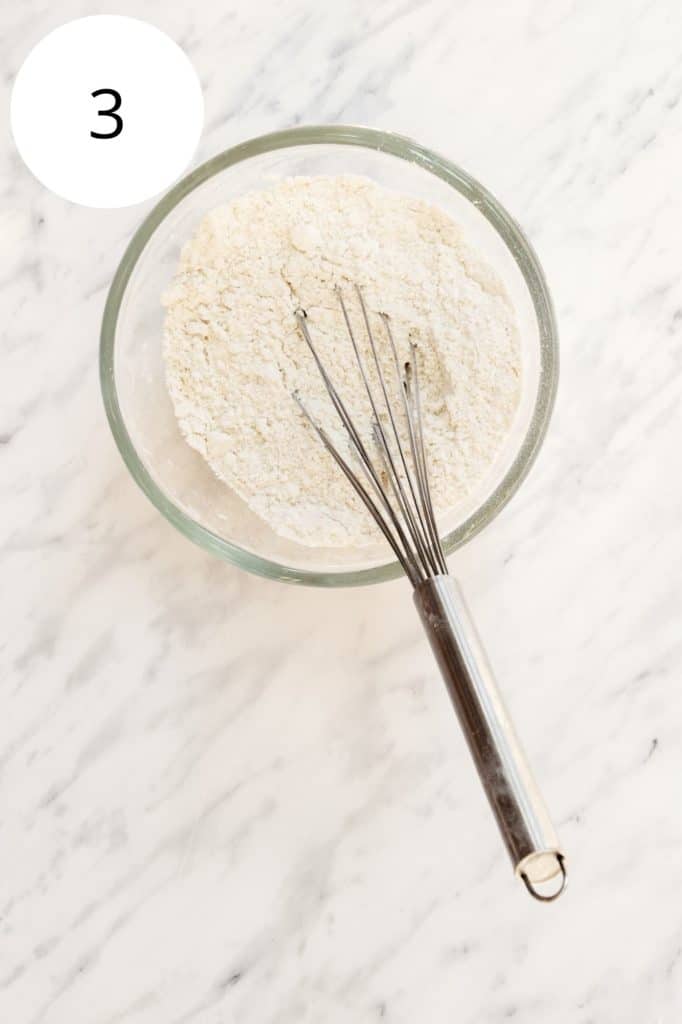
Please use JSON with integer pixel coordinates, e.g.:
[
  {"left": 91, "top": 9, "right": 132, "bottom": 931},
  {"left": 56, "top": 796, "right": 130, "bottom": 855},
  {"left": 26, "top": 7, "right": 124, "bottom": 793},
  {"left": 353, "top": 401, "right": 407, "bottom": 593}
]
[{"left": 294, "top": 285, "right": 566, "bottom": 902}]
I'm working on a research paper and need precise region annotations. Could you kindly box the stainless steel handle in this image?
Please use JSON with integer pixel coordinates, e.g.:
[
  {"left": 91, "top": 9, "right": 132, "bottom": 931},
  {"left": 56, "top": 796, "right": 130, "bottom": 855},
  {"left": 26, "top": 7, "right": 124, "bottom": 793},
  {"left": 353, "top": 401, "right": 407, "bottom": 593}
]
[{"left": 414, "top": 575, "right": 566, "bottom": 901}]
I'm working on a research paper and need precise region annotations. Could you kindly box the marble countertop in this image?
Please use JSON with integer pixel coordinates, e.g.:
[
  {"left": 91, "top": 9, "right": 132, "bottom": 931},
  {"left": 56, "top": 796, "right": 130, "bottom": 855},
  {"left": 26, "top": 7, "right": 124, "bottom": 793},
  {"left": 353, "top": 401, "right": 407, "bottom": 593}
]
[{"left": 3, "top": 1, "right": 682, "bottom": 1021}]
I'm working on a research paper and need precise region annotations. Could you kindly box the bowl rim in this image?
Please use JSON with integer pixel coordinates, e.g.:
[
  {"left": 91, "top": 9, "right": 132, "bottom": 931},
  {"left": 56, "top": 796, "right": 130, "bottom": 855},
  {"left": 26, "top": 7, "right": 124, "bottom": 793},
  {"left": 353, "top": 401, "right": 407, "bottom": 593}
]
[{"left": 100, "top": 123, "right": 559, "bottom": 588}]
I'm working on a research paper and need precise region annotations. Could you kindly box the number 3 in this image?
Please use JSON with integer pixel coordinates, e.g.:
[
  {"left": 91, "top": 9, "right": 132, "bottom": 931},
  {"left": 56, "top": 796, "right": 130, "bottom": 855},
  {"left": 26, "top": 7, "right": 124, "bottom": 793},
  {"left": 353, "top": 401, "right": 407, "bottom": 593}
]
[{"left": 90, "top": 88, "right": 122, "bottom": 139}]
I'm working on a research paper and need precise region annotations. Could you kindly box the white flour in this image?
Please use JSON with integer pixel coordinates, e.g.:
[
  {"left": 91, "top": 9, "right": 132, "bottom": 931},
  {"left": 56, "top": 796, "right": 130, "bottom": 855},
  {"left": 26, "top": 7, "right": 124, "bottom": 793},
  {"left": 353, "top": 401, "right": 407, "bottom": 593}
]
[{"left": 162, "top": 176, "right": 521, "bottom": 548}]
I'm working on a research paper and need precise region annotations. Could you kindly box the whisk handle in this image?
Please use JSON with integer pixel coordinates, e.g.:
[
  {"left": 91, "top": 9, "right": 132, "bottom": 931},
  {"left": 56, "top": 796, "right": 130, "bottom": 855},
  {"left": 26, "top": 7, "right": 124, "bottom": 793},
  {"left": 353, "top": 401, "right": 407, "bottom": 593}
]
[{"left": 414, "top": 574, "right": 566, "bottom": 901}]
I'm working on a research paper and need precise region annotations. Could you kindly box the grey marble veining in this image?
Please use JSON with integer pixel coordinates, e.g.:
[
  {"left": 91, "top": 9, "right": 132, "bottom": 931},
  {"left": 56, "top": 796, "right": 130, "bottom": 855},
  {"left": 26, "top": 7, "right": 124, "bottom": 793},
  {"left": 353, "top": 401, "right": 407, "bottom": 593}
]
[{"left": 2, "top": 0, "right": 682, "bottom": 1021}]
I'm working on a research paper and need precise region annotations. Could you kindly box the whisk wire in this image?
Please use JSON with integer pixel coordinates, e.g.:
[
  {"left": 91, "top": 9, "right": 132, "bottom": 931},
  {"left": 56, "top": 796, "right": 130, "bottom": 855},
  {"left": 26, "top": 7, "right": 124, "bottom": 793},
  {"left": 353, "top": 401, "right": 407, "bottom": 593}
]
[
  {"left": 295, "top": 310, "right": 423, "bottom": 585},
  {"left": 338, "top": 287, "right": 426, "bottom": 565},
  {"left": 355, "top": 288, "right": 439, "bottom": 578},
  {"left": 292, "top": 393, "right": 419, "bottom": 584},
  {"left": 294, "top": 288, "right": 448, "bottom": 586},
  {"left": 379, "top": 312, "right": 444, "bottom": 576},
  {"left": 333, "top": 290, "right": 420, "bottom": 556},
  {"left": 404, "top": 347, "right": 448, "bottom": 575}
]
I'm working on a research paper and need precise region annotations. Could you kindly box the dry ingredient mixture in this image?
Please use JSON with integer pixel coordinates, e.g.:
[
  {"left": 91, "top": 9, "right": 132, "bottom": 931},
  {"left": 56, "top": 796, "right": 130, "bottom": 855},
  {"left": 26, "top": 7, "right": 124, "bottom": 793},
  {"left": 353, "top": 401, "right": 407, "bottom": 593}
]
[{"left": 162, "top": 176, "right": 521, "bottom": 548}]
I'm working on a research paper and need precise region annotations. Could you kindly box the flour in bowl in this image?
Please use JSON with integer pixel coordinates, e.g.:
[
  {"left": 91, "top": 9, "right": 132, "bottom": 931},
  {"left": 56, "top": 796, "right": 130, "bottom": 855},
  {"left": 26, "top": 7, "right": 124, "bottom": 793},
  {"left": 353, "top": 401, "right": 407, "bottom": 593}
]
[{"left": 162, "top": 176, "right": 521, "bottom": 548}]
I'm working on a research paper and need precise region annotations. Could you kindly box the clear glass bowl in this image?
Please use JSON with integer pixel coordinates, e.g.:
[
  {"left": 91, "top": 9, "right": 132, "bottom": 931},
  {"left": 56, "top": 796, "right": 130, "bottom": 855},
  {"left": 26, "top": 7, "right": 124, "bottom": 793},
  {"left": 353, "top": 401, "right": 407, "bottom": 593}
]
[{"left": 100, "top": 125, "right": 558, "bottom": 587}]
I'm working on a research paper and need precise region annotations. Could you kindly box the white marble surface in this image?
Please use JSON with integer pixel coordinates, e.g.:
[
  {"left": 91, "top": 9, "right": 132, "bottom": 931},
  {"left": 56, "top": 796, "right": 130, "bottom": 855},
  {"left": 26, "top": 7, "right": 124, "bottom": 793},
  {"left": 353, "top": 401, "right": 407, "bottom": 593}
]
[{"left": 2, "top": 1, "right": 682, "bottom": 1021}]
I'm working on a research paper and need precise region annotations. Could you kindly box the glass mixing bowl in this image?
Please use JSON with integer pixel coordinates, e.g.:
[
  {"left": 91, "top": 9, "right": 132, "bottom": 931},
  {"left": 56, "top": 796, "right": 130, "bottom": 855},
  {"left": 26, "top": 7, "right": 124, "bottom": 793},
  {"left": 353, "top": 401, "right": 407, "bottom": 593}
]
[{"left": 100, "top": 125, "right": 558, "bottom": 587}]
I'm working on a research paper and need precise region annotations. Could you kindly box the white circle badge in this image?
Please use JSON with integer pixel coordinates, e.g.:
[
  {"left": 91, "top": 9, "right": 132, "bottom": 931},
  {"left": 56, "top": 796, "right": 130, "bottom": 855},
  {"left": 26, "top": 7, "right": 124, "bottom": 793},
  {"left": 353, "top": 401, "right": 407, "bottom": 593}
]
[{"left": 10, "top": 16, "right": 204, "bottom": 208}]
